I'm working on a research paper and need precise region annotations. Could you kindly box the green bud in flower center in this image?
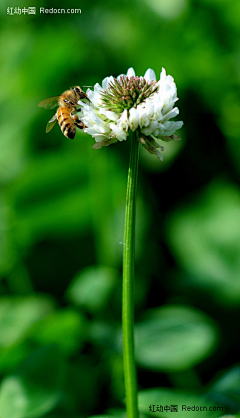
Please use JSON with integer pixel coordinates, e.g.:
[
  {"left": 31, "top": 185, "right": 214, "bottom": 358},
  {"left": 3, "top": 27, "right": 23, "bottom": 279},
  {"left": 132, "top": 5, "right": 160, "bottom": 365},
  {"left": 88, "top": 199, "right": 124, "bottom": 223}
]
[{"left": 101, "top": 75, "right": 158, "bottom": 113}]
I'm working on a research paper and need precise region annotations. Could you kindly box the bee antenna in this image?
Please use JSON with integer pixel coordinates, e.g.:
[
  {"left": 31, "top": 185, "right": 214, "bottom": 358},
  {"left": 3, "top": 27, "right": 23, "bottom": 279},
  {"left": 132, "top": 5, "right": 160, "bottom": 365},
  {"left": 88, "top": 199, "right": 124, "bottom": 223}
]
[{"left": 82, "top": 85, "right": 92, "bottom": 88}]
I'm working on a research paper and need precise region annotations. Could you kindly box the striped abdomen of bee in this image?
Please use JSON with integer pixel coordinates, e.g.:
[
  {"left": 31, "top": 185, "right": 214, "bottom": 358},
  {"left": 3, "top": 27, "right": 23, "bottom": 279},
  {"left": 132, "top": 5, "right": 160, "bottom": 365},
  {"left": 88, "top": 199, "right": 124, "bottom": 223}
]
[{"left": 57, "top": 107, "right": 77, "bottom": 139}]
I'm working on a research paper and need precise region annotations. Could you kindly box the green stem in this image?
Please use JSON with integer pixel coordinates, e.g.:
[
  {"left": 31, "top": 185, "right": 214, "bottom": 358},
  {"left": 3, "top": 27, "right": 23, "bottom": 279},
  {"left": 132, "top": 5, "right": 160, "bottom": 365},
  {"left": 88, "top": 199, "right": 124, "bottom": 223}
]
[{"left": 122, "top": 130, "right": 139, "bottom": 418}]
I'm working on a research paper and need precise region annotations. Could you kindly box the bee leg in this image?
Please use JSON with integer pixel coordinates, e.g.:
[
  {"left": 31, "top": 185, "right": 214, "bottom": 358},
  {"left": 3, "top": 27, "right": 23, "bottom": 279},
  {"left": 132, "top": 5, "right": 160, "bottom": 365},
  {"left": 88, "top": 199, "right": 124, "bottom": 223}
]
[
  {"left": 75, "top": 120, "right": 86, "bottom": 130},
  {"left": 70, "top": 112, "right": 79, "bottom": 121},
  {"left": 71, "top": 113, "right": 87, "bottom": 130}
]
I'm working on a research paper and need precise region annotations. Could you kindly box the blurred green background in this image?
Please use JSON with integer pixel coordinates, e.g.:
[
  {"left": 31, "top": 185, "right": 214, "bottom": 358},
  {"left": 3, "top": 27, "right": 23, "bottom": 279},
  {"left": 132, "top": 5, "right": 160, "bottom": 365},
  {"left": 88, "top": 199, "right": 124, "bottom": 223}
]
[{"left": 1, "top": 0, "right": 240, "bottom": 417}]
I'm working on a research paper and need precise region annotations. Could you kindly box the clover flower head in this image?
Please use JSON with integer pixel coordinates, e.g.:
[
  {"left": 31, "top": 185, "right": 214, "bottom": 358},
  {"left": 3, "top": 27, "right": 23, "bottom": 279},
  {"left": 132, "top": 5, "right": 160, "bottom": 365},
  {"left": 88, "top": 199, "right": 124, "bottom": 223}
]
[{"left": 78, "top": 67, "right": 183, "bottom": 160}]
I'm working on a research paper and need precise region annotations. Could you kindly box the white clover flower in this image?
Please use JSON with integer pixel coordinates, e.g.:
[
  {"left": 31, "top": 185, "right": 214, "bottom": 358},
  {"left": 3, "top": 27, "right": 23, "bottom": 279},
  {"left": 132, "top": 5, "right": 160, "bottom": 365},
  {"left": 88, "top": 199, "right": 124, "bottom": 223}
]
[{"left": 78, "top": 67, "right": 183, "bottom": 160}]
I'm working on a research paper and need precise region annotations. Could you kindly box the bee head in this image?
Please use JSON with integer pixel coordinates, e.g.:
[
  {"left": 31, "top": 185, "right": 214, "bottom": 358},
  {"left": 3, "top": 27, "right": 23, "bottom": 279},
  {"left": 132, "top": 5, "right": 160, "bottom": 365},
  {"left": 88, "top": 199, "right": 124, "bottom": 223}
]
[
  {"left": 72, "top": 86, "right": 89, "bottom": 101},
  {"left": 72, "top": 86, "right": 82, "bottom": 93}
]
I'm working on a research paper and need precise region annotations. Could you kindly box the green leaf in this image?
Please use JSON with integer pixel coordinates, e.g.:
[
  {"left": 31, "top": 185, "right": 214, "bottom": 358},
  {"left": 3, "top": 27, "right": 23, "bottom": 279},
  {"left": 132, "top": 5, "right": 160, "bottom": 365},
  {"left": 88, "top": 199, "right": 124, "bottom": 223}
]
[
  {"left": 0, "top": 296, "right": 54, "bottom": 347},
  {"left": 0, "top": 197, "right": 17, "bottom": 277},
  {"left": 135, "top": 305, "right": 218, "bottom": 372},
  {"left": 139, "top": 388, "right": 224, "bottom": 417},
  {"left": 67, "top": 265, "right": 117, "bottom": 312},
  {"left": 210, "top": 365, "right": 240, "bottom": 411},
  {"left": 31, "top": 308, "right": 87, "bottom": 354},
  {"left": 0, "top": 346, "right": 63, "bottom": 418},
  {"left": 0, "top": 347, "right": 61, "bottom": 418},
  {"left": 218, "top": 415, "right": 240, "bottom": 418},
  {"left": 166, "top": 181, "right": 240, "bottom": 305},
  {"left": 7, "top": 150, "right": 92, "bottom": 247}
]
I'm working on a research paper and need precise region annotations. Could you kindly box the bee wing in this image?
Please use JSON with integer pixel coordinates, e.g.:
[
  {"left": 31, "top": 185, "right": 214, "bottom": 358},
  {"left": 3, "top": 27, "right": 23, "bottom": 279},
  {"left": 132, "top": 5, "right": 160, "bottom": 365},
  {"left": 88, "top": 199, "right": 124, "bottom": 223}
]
[
  {"left": 38, "top": 96, "right": 60, "bottom": 109},
  {"left": 46, "top": 113, "right": 58, "bottom": 133}
]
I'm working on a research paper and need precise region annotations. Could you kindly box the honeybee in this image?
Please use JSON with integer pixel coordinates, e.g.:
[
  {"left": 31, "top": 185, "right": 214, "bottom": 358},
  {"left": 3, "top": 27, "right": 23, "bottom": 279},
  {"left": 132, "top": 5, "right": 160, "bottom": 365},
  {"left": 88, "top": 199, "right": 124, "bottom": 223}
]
[{"left": 38, "top": 86, "right": 88, "bottom": 139}]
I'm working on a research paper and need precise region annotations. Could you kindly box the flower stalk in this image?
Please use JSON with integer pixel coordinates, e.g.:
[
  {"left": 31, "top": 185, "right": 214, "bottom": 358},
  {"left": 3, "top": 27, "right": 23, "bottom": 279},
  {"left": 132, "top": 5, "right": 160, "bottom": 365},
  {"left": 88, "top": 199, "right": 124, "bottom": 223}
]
[{"left": 122, "top": 130, "right": 139, "bottom": 418}]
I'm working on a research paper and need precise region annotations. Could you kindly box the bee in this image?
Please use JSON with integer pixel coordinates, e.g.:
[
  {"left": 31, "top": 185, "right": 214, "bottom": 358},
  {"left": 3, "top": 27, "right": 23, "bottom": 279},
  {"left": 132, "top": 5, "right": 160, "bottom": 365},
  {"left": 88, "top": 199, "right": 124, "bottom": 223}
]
[{"left": 38, "top": 86, "right": 88, "bottom": 139}]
